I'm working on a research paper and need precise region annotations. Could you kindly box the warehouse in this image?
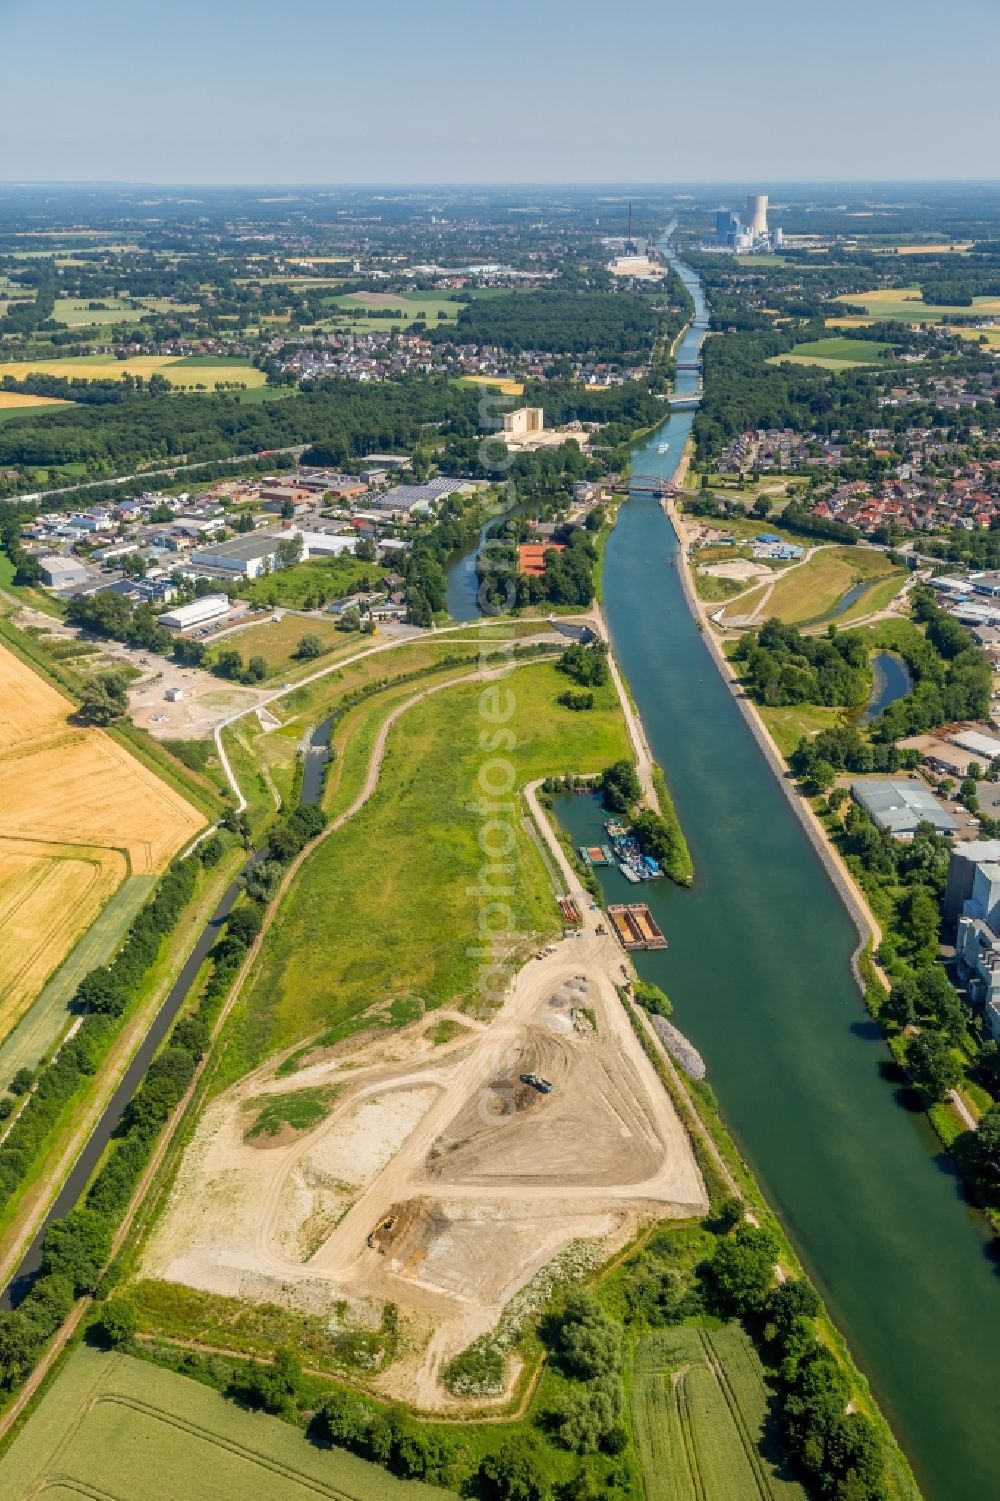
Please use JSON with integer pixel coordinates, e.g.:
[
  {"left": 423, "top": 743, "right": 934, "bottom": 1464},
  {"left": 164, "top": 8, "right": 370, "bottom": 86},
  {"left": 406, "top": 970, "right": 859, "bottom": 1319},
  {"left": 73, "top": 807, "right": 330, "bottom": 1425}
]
[
  {"left": 39, "top": 555, "right": 89, "bottom": 589},
  {"left": 948, "top": 729, "right": 1000, "bottom": 762},
  {"left": 295, "top": 529, "right": 358, "bottom": 558},
  {"left": 189, "top": 535, "right": 281, "bottom": 578},
  {"left": 159, "top": 594, "right": 231, "bottom": 631},
  {"left": 851, "top": 778, "right": 958, "bottom": 839}
]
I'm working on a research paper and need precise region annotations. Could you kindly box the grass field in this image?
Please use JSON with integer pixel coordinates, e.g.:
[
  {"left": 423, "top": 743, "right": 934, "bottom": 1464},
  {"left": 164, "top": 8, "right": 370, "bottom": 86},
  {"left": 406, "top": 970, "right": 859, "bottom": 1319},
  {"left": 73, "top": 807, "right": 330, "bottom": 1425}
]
[
  {"left": 323, "top": 291, "right": 463, "bottom": 331},
  {"left": 221, "top": 660, "right": 631, "bottom": 1076},
  {"left": 212, "top": 615, "right": 363, "bottom": 679},
  {"left": 632, "top": 1325, "right": 807, "bottom": 1501},
  {"left": 51, "top": 297, "right": 145, "bottom": 326},
  {"left": 833, "top": 287, "right": 1000, "bottom": 323},
  {"left": 0, "top": 1346, "right": 453, "bottom": 1501},
  {"left": 769, "top": 336, "right": 893, "bottom": 370},
  {"left": 757, "top": 702, "right": 847, "bottom": 757},
  {"left": 757, "top": 547, "right": 902, "bottom": 626},
  {"left": 0, "top": 642, "right": 204, "bottom": 1044},
  {"left": 0, "top": 356, "right": 266, "bottom": 390},
  {"left": 240, "top": 557, "right": 385, "bottom": 609}
]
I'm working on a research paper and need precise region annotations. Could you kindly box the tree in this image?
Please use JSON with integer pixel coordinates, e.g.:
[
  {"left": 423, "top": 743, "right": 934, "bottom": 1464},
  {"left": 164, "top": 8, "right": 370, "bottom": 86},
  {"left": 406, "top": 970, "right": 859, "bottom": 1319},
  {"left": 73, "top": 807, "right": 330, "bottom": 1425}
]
[
  {"left": 294, "top": 632, "right": 324, "bottom": 660},
  {"left": 701, "top": 1224, "right": 779, "bottom": 1316},
  {"left": 476, "top": 1433, "right": 550, "bottom": 1501},
  {"left": 40, "top": 1209, "right": 111, "bottom": 1295},
  {"left": 974, "top": 1104, "right": 1000, "bottom": 1181},
  {"left": 338, "top": 606, "right": 362, "bottom": 633},
  {"left": 77, "top": 671, "right": 129, "bottom": 725},
  {"left": 245, "top": 654, "right": 267, "bottom": 683},
  {"left": 549, "top": 1293, "right": 622, "bottom": 1381},
  {"left": 214, "top": 648, "right": 243, "bottom": 679},
  {"left": 93, "top": 1297, "right": 138, "bottom": 1349},
  {"left": 599, "top": 759, "right": 641, "bottom": 814},
  {"left": 882, "top": 974, "right": 919, "bottom": 1030},
  {"left": 356, "top": 537, "right": 377, "bottom": 562},
  {"left": 906, "top": 1029, "right": 960, "bottom": 1103},
  {"left": 0, "top": 1312, "right": 40, "bottom": 1391},
  {"left": 75, "top": 968, "right": 126, "bottom": 1017},
  {"left": 276, "top": 533, "right": 304, "bottom": 568}
]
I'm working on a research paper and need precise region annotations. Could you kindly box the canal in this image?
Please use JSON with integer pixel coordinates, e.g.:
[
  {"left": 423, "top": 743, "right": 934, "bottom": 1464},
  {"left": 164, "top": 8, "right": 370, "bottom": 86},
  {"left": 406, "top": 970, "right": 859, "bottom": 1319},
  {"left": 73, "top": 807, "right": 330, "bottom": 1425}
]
[{"left": 447, "top": 248, "right": 1000, "bottom": 1501}]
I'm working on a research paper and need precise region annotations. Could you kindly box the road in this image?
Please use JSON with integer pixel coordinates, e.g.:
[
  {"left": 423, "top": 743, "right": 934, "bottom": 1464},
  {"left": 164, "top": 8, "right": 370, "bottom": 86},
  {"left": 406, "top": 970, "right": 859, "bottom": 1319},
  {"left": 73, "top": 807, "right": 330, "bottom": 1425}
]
[{"left": 20, "top": 445, "right": 308, "bottom": 506}]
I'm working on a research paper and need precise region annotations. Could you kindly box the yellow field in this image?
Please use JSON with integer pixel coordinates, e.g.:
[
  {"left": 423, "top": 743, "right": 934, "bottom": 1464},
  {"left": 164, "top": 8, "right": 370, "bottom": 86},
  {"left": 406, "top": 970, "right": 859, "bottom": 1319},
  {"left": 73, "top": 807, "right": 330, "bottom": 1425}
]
[
  {"left": 0, "top": 392, "right": 71, "bottom": 410},
  {"left": 0, "top": 839, "right": 125, "bottom": 1041},
  {"left": 459, "top": 374, "right": 525, "bottom": 396},
  {"left": 0, "top": 645, "right": 205, "bottom": 1037},
  {"left": 0, "top": 358, "right": 266, "bottom": 389}
]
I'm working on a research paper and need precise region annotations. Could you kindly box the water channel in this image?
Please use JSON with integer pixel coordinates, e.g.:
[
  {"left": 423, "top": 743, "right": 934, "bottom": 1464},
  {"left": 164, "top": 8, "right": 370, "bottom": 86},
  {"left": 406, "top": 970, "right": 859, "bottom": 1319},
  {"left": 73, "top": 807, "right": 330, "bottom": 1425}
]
[{"left": 446, "top": 248, "right": 1000, "bottom": 1501}]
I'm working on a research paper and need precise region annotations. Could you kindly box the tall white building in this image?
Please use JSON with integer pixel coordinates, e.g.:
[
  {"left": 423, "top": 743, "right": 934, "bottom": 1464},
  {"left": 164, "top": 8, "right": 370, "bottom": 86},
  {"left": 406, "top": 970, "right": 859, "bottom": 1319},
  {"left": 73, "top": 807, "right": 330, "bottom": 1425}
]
[{"left": 746, "top": 194, "right": 768, "bottom": 238}]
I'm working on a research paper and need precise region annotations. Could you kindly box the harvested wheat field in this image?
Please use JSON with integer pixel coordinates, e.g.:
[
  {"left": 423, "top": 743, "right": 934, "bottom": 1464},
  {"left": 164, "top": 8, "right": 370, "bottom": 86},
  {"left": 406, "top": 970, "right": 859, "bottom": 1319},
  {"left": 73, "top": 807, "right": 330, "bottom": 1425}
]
[
  {"left": 0, "top": 643, "right": 204, "bottom": 1039},
  {"left": 0, "top": 392, "right": 71, "bottom": 410}
]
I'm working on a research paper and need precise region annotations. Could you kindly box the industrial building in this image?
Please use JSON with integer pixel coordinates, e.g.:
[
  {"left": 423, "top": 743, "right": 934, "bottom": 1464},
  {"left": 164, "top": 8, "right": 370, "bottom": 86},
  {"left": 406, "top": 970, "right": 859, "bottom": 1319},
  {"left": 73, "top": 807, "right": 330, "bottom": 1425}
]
[
  {"left": 159, "top": 594, "right": 231, "bottom": 631},
  {"left": 188, "top": 535, "right": 282, "bottom": 578},
  {"left": 502, "top": 407, "right": 544, "bottom": 438},
  {"left": 954, "top": 851, "right": 1000, "bottom": 1041},
  {"left": 944, "top": 839, "right": 1000, "bottom": 925},
  {"left": 746, "top": 193, "right": 768, "bottom": 237},
  {"left": 850, "top": 778, "right": 958, "bottom": 838},
  {"left": 294, "top": 529, "right": 358, "bottom": 557},
  {"left": 368, "top": 478, "right": 467, "bottom": 514},
  {"left": 39, "top": 555, "right": 89, "bottom": 589},
  {"left": 948, "top": 729, "right": 1000, "bottom": 762}
]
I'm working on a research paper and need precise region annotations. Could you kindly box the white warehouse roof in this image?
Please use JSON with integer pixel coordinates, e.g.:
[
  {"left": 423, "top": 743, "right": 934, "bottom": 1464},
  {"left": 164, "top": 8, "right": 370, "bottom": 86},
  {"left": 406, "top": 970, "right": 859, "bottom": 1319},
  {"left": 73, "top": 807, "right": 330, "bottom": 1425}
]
[{"left": 159, "top": 594, "right": 231, "bottom": 630}]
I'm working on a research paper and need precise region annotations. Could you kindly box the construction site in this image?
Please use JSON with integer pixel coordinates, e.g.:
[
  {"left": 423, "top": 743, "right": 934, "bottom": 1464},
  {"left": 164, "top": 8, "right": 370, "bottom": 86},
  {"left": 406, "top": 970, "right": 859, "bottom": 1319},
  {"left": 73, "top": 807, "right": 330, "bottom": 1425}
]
[{"left": 140, "top": 921, "right": 706, "bottom": 1408}]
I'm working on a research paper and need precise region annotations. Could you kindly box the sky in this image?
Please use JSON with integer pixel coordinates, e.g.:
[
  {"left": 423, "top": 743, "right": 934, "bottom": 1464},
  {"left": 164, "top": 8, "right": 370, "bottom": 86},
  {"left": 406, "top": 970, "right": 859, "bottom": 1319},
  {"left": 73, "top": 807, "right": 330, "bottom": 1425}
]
[{"left": 2, "top": 0, "right": 999, "bottom": 185}]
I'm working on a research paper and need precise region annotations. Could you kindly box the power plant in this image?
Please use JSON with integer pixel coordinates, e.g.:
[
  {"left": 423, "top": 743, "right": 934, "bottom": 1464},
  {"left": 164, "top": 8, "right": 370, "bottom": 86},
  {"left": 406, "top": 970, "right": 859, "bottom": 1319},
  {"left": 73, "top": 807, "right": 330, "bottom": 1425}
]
[
  {"left": 746, "top": 193, "right": 768, "bottom": 238},
  {"left": 710, "top": 192, "right": 782, "bottom": 254}
]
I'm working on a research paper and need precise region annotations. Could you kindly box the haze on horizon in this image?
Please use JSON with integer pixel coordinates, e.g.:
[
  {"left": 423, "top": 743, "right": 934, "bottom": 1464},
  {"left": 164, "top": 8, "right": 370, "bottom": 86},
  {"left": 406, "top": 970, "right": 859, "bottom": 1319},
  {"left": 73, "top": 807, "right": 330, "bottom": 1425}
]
[{"left": 1, "top": 0, "right": 998, "bottom": 185}]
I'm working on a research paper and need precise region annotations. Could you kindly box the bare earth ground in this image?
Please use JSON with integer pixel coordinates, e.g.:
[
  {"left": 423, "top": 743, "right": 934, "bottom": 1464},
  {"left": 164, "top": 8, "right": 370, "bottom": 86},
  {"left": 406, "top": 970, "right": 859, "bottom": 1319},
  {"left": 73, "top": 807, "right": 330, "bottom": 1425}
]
[{"left": 143, "top": 927, "right": 706, "bottom": 1408}]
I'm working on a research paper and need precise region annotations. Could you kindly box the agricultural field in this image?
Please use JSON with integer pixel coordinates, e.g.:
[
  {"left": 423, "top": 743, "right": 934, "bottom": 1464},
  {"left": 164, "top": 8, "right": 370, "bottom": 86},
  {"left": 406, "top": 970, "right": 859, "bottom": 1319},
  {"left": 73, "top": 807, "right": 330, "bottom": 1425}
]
[
  {"left": 50, "top": 296, "right": 145, "bottom": 326},
  {"left": 457, "top": 374, "right": 525, "bottom": 396},
  {"left": 769, "top": 336, "right": 893, "bottom": 370},
  {"left": 0, "top": 356, "right": 266, "bottom": 390},
  {"left": 632, "top": 1324, "right": 807, "bottom": 1501},
  {"left": 0, "top": 1346, "right": 453, "bottom": 1501},
  {"left": 0, "top": 391, "right": 73, "bottom": 411},
  {"left": 321, "top": 291, "right": 463, "bottom": 331},
  {"left": 0, "top": 642, "right": 204, "bottom": 1044},
  {"left": 754, "top": 546, "right": 904, "bottom": 626},
  {"left": 220, "top": 659, "right": 630, "bottom": 1075},
  {"left": 832, "top": 286, "right": 1000, "bottom": 323}
]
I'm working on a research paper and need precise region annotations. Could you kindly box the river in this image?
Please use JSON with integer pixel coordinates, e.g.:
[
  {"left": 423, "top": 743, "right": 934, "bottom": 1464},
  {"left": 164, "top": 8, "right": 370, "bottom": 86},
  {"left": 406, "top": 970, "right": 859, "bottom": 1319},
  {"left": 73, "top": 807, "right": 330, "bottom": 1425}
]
[{"left": 446, "top": 250, "right": 1000, "bottom": 1501}]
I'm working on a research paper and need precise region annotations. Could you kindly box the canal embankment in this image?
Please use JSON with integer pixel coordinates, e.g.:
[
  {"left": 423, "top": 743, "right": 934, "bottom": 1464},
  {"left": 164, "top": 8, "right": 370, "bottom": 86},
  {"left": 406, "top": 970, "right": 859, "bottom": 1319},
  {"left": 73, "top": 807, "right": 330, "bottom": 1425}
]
[{"left": 664, "top": 492, "right": 884, "bottom": 981}]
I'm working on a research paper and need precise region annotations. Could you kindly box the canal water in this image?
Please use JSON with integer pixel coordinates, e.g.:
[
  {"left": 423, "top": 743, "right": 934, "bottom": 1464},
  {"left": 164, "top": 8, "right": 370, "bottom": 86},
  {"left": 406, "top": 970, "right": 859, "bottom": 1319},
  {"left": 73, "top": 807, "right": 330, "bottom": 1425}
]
[
  {"left": 864, "top": 652, "right": 912, "bottom": 723},
  {"left": 561, "top": 253, "right": 1000, "bottom": 1501}
]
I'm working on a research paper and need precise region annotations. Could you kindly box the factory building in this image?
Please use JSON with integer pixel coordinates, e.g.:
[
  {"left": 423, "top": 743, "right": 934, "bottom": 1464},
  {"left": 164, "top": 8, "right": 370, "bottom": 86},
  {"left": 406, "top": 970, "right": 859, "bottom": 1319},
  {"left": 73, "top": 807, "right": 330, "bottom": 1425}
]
[
  {"left": 188, "top": 534, "right": 282, "bottom": 578},
  {"left": 850, "top": 778, "right": 958, "bottom": 838}
]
